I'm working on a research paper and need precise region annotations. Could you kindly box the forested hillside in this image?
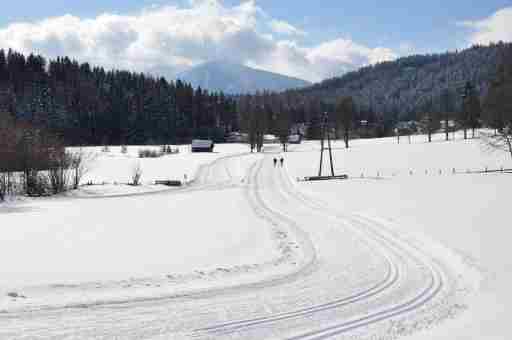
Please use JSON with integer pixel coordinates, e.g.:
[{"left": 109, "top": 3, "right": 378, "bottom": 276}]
[
  {"left": 297, "top": 42, "right": 512, "bottom": 120},
  {"left": 0, "top": 50, "right": 237, "bottom": 146},
  {"left": 235, "top": 42, "right": 512, "bottom": 146}
]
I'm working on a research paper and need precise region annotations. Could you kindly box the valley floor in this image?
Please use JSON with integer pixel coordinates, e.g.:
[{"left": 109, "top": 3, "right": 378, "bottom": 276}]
[{"left": 0, "top": 133, "right": 510, "bottom": 339}]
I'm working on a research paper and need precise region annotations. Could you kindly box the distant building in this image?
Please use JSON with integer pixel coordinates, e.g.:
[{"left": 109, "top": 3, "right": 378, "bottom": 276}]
[
  {"left": 226, "top": 132, "right": 248, "bottom": 143},
  {"left": 288, "top": 134, "right": 303, "bottom": 144},
  {"left": 291, "top": 123, "right": 307, "bottom": 136},
  {"left": 395, "top": 121, "right": 418, "bottom": 134},
  {"left": 440, "top": 119, "right": 456, "bottom": 131},
  {"left": 263, "top": 134, "right": 279, "bottom": 144},
  {"left": 191, "top": 139, "right": 215, "bottom": 152},
  {"left": 353, "top": 120, "right": 379, "bottom": 139}
]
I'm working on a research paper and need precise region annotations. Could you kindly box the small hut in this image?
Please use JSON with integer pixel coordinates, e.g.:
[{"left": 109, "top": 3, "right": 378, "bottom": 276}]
[
  {"left": 226, "top": 132, "right": 248, "bottom": 143},
  {"left": 191, "top": 139, "right": 215, "bottom": 153},
  {"left": 288, "top": 134, "right": 303, "bottom": 144}
]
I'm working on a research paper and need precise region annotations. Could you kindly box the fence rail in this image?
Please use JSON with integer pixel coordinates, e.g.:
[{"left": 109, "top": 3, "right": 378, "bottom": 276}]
[{"left": 355, "top": 167, "right": 512, "bottom": 179}]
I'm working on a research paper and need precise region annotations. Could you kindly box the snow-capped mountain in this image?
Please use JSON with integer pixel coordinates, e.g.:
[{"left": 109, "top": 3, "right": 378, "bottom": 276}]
[{"left": 177, "top": 61, "right": 311, "bottom": 94}]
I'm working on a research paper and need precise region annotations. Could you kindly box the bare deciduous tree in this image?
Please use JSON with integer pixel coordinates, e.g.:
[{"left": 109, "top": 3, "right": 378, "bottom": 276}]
[
  {"left": 481, "top": 56, "right": 512, "bottom": 158},
  {"left": 70, "top": 148, "right": 96, "bottom": 190},
  {"left": 131, "top": 162, "right": 143, "bottom": 186},
  {"left": 0, "top": 113, "right": 15, "bottom": 200},
  {"left": 48, "top": 148, "right": 72, "bottom": 194},
  {"left": 481, "top": 127, "right": 512, "bottom": 159},
  {"left": 440, "top": 88, "right": 456, "bottom": 141},
  {"left": 0, "top": 173, "right": 6, "bottom": 201}
]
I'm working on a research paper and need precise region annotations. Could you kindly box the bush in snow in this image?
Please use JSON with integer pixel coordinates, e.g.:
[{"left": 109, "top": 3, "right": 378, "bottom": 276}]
[
  {"left": 47, "top": 148, "right": 72, "bottom": 194},
  {"left": 160, "top": 145, "right": 179, "bottom": 155},
  {"left": 0, "top": 173, "right": 6, "bottom": 201},
  {"left": 131, "top": 162, "right": 143, "bottom": 186},
  {"left": 138, "top": 149, "right": 162, "bottom": 158},
  {"left": 70, "top": 149, "right": 96, "bottom": 190},
  {"left": 121, "top": 145, "right": 128, "bottom": 154},
  {"left": 25, "top": 171, "right": 50, "bottom": 197}
]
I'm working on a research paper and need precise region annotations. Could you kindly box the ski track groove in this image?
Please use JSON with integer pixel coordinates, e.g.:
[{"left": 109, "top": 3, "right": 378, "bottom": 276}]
[
  {"left": 280, "top": 162, "right": 448, "bottom": 340},
  {"left": 279, "top": 161, "right": 447, "bottom": 340},
  {"left": 193, "top": 157, "right": 399, "bottom": 336},
  {"left": 0, "top": 148, "right": 459, "bottom": 340},
  {"left": 62, "top": 152, "right": 254, "bottom": 201},
  {"left": 193, "top": 152, "right": 450, "bottom": 339},
  {"left": 1, "top": 151, "right": 318, "bottom": 317}
]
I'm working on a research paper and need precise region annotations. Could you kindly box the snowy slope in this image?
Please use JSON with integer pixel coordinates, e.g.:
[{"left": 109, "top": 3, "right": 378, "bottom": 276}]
[
  {"left": 178, "top": 61, "right": 311, "bottom": 94},
  {"left": 285, "top": 132, "right": 512, "bottom": 340},
  {"left": 0, "top": 147, "right": 310, "bottom": 315},
  {"left": 79, "top": 144, "right": 247, "bottom": 183},
  {"left": 1, "top": 132, "right": 510, "bottom": 340}
]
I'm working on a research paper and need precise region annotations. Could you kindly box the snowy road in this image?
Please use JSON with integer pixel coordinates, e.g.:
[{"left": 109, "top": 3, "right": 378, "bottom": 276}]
[{"left": 0, "top": 147, "right": 469, "bottom": 339}]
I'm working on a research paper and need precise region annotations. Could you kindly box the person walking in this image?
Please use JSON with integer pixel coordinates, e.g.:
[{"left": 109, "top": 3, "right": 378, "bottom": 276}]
[
  {"left": 273, "top": 158, "right": 278, "bottom": 167},
  {"left": 280, "top": 157, "right": 284, "bottom": 167}
]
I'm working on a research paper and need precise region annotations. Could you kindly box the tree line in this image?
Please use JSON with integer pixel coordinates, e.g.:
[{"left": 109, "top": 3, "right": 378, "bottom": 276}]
[
  {"left": 236, "top": 45, "right": 511, "bottom": 156},
  {"left": 237, "top": 91, "right": 358, "bottom": 152},
  {"left": 235, "top": 41, "right": 510, "bottom": 151},
  {"left": 0, "top": 49, "right": 238, "bottom": 146},
  {"left": 297, "top": 42, "right": 512, "bottom": 119}
]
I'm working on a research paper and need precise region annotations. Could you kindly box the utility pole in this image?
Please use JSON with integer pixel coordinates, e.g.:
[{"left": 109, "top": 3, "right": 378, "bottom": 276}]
[
  {"left": 319, "top": 120, "right": 325, "bottom": 176},
  {"left": 318, "top": 112, "right": 335, "bottom": 177},
  {"left": 305, "top": 111, "right": 347, "bottom": 182}
]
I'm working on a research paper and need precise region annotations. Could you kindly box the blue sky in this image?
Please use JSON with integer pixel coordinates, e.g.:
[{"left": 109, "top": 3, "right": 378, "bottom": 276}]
[
  {"left": 245, "top": 0, "right": 511, "bottom": 51},
  {"left": 0, "top": 0, "right": 510, "bottom": 81}
]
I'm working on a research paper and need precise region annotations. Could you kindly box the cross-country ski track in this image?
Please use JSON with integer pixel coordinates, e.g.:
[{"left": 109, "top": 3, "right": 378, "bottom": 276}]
[{"left": 0, "top": 146, "right": 472, "bottom": 340}]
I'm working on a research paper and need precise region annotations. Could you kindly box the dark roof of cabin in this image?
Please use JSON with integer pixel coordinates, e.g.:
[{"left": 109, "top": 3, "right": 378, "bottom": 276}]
[{"left": 191, "top": 140, "right": 214, "bottom": 148}]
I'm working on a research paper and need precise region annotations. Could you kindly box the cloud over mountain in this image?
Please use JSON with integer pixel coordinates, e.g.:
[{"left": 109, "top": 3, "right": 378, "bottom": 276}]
[
  {"left": 0, "top": 0, "right": 397, "bottom": 82},
  {"left": 461, "top": 7, "right": 512, "bottom": 45}
]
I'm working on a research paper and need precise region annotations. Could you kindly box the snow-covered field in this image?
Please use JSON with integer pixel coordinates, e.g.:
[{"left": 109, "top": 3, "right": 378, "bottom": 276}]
[
  {"left": 0, "top": 133, "right": 510, "bottom": 339},
  {"left": 285, "top": 132, "right": 512, "bottom": 340},
  {"left": 70, "top": 143, "right": 252, "bottom": 197},
  {"left": 0, "top": 144, "right": 303, "bottom": 311}
]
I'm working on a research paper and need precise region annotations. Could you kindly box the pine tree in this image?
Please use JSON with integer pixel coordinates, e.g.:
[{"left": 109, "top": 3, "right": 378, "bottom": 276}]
[{"left": 335, "top": 96, "right": 355, "bottom": 148}]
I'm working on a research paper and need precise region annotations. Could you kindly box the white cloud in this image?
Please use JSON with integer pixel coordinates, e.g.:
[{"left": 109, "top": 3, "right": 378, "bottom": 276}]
[
  {"left": 460, "top": 7, "right": 512, "bottom": 45},
  {"left": 250, "top": 39, "right": 396, "bottom": 82},
  {"left": 0, "top": 0, "right": 397, "bottom": 83},
  {"left": 269, "top": 19, "right": 306, "bottom": 36}
]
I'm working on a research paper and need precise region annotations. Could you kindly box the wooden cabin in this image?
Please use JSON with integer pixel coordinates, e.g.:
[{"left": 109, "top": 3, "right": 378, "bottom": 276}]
[{"left": 191, "top": 139, "right": 215, "bottom": 153}]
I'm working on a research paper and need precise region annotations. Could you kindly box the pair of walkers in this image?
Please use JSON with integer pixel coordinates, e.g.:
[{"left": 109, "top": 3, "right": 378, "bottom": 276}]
[{"left": 273, "top": 157, "right": 284, "bottom": 168}]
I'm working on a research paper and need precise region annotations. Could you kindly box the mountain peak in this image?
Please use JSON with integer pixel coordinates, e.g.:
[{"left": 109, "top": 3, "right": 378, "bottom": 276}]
[{"left": 178, "top": 62, "right": 311, "bottom": 94}]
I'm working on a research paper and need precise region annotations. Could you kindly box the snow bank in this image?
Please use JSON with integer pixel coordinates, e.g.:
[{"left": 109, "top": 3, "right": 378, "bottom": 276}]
[
  {"left": 0, "top": 144, "right": 287, "bottom": 311},
  {"left": 72, "top": 143, "right": 250, "bottom": 187},
  {"left": 285, "top": 132, "right": 512, "bottom": 340}
]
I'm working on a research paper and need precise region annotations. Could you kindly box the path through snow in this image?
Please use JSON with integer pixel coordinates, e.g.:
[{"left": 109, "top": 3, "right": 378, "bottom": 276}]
[{"left": 0, "top": 145, "right": 475, "bottom": 339}]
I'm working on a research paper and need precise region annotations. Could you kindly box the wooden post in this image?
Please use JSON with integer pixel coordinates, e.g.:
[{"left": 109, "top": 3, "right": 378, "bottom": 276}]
[
  {"left": 318, "top": 115, "right": 326, "bottom": 177},
  {"left": 327, "top": 124, "right": 335, "bottom": 177},
  {"left": 318, "top": 112, "right": 336, "bottom": 177},
  {"left": 318, "top": 135, "right": 325, "bottom": 177}
]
